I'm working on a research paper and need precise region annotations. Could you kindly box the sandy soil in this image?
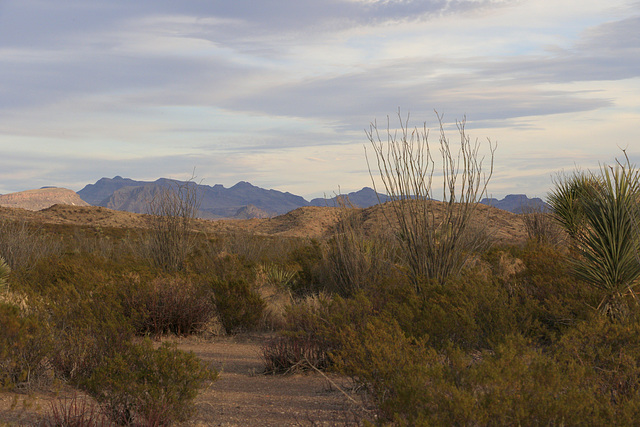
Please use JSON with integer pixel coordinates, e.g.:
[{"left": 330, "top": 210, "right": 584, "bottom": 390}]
[
  {"left": 183, "top": 335, "right": 366, "bottom": 426},
  {"left": 0, "top": 334, "right": 366, "bottom": 426}
]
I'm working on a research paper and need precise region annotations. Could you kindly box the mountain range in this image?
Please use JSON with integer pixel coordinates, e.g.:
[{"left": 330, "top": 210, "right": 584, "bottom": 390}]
[
  {"left": 74, "top": 176, "right": 547, "bottom": 219},
  {"left": 0, "top": 176, "right": 546, "bottom": 218}
]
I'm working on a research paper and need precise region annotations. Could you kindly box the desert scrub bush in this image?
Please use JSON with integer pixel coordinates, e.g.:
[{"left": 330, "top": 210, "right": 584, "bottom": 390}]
[
  {"left": 120, "top": 275, "right": 214, "bottom": 336},
  {"left": 188, "top": 250, "right": 255, "bottom": 284},
  {"left": 262, "top": 291, "right": 387, "bottom": 374},
  {"left": 331, "top": 316, "right": 445, "bottom": 425},
  {"left": 209, "top": 278, "right": 265, "bottom": 333},
  {"left": 481, "top": 243, "right": 598, "bottom": 345},
  {"left": 254, "top": 263, "right": 297, "bottom": 330},
  {"left": 146, "top": 177, "right": 200, "bottom": 272},
  {"left": 86, "top": 339, "right": 217, "bottom": 426},
  {"left": 45, "top": 288, "right": 134, "bottom": 383},
  {"left": 333, "top": 322, "right": 609, "bottom": 425},
  {"left": 553, "top": 317, "right": 640, "bottom": 420},
  {"left": 16, "top": 255, "right": 137, "bottom": 382},
  {"left": 40, "top": 393, "right": 112, "bottom": 427},
  {"left": 520, "top": 201, "right": 564, "bottom": 245},
  {"left": 0, "top": 256, "right": 9, "bottom": 294},
  {"left": 262, "top": 335, "right": 331, "bottom": 374},
  {"left": 548, "top": 158, "right": 640, "bottom": 319},
  {"left": 366, "top": 111, "right": 495, "bottom": 289},
  {"left": 0, "top": 302, "right": 52, "bottom": 390},
  {"left": 287, "top": 239, "right": 325, "bottom": 295},
  {"left": 323, "top": 203, "right": 395, "bottom": 297},
  {"left": 0, "top": 220, "right": 63, "bottom": 269},
  {"left": 261, "top": 293, "right": 332, "bottom": 374},
  {"left": 415, "top": 271, "right": 519, "bottom": 351}
]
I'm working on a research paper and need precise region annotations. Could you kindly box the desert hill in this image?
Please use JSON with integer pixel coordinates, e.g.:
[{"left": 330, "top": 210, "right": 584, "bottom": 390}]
[
  {"left": 0, "top": 187, "right": 89, "bottom": 211},
  {"left": 0, "top": 199, "right": 528, "bottom": 245}
]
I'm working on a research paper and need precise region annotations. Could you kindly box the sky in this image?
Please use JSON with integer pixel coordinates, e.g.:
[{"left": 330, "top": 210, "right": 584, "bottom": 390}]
[{"left": 0, "top": 0, "right": 639, "bottom": 200}]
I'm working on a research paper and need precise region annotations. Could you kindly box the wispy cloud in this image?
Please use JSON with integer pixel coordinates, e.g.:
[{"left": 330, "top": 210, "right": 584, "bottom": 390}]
[{"left": 0, "top": 0, "right": 637, "bottom": 199}]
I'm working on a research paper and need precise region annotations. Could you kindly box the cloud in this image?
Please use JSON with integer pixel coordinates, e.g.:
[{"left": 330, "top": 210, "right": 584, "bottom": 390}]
[{"left": 0, "top": 0, "right": 637, "bottom": 198}]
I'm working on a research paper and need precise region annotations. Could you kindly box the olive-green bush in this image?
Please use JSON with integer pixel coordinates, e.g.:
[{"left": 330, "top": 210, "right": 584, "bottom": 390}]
[
  {"left": 86, "top": 340, "right": 217, "bottom": 425},
  {"left": 0, "top": 302, "right": 51, "bottom": 390},
  {"left": 210, "top": 278, "right": 265, "bottom": 333}
]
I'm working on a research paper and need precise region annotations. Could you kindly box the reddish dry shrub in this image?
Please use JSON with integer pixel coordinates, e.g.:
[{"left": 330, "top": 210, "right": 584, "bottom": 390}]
[
  {"left": 262, "top": 335, "right": 331, "bottom": 374},
  {"left": 40, "top": 393, "right": 111, "bottom": 427},
  {"left": 123, "top": 275, "right": 214, "bottom": 336}
]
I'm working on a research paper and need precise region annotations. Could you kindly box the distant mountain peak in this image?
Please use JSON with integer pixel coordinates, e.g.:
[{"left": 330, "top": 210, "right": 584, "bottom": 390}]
[{"left": 481, "top": 194, "right": 547, "bottom": 214}]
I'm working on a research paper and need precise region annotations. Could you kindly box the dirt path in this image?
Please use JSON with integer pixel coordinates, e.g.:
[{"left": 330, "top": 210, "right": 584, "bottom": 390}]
[
  {"left": 0, "top": 335, "right": 366, "bottom": 426},
  {"left": 181, "top": 334, "right": 364, "bottom": 426}
]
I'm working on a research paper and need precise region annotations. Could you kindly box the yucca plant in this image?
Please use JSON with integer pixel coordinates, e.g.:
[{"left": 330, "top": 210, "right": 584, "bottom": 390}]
[
  {"left": 548, "top": 159, "right": 640, "bottom": 319},
  {"left": 547, "top": 171, "right": 595, "bottom": 240}
]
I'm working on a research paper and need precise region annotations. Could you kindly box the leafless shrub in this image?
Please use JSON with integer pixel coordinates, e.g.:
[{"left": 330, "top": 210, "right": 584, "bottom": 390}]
[
  {"left": 0, "top": 256, "right": 9, "bottom": 294},
  {"left": 324, "top": 198, "right": 394, "bottom": 296},
  {"left": 122, "top": 276, "right": 215, "bottom": 336},
  {"left": 521, "top": 202, "right": 564, "bottom": 245},
  {"left": 0, "top": 220, "right": 63, "bottom": 269},
  {"left": 366, "top": 110, "right": 495, "bottom": 290},
  {"left": 40, "top": 393, "right": 111, "bottom": 427},
  {"left": 146, "top": 176, "right": 200, "bottom": 271},
  {"left": 262, "top": 335, "right": 331, "bottom": 374},
  {"left": 219, "top": 230, "right": 270, "bottom": 263}
]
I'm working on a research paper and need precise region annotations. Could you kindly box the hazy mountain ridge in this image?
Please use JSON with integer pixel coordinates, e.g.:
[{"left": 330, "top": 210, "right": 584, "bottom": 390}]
[
  {"left": 480, "top": 194, "right": 548, "bottom": 214},
  {"left": 75, "top": 176, "right": 545, "bottom": 219},
  {"left": 310, "top": 187, "right": 391, "bottom": 208},
  {"left": 77, "top": 177, "right": 308, "bottom": 219}
]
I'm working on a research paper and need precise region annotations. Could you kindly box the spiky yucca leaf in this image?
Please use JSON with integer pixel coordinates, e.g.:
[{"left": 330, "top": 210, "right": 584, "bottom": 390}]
[{"left": 547, "top": 171, "right": 597, "bottom": 240}]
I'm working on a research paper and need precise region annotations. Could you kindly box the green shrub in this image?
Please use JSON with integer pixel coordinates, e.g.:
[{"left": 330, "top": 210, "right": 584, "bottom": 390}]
[
  {"left": 333, "top": 323, "right": 609, "bottom": 425},
  {"left": 0, "top": 302, "right": 51, "bottom": 390},
  {"left": 45, "top": 288, "right": 133, "bottom": 383},
  {"left": 86, "top": 339, "right": 217, "bottom": 425},
  {"left": 553, "top": 317, "right": 640, "bottom": 421},
  {"left": 6, "top": 253, "right": 138, "bottom": 383},
  {"left": 287, "top": 240, "right": 325, "bottom": 295},
  {"left": 210, "top": 278, "right": 265, "bottom": 333}
]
